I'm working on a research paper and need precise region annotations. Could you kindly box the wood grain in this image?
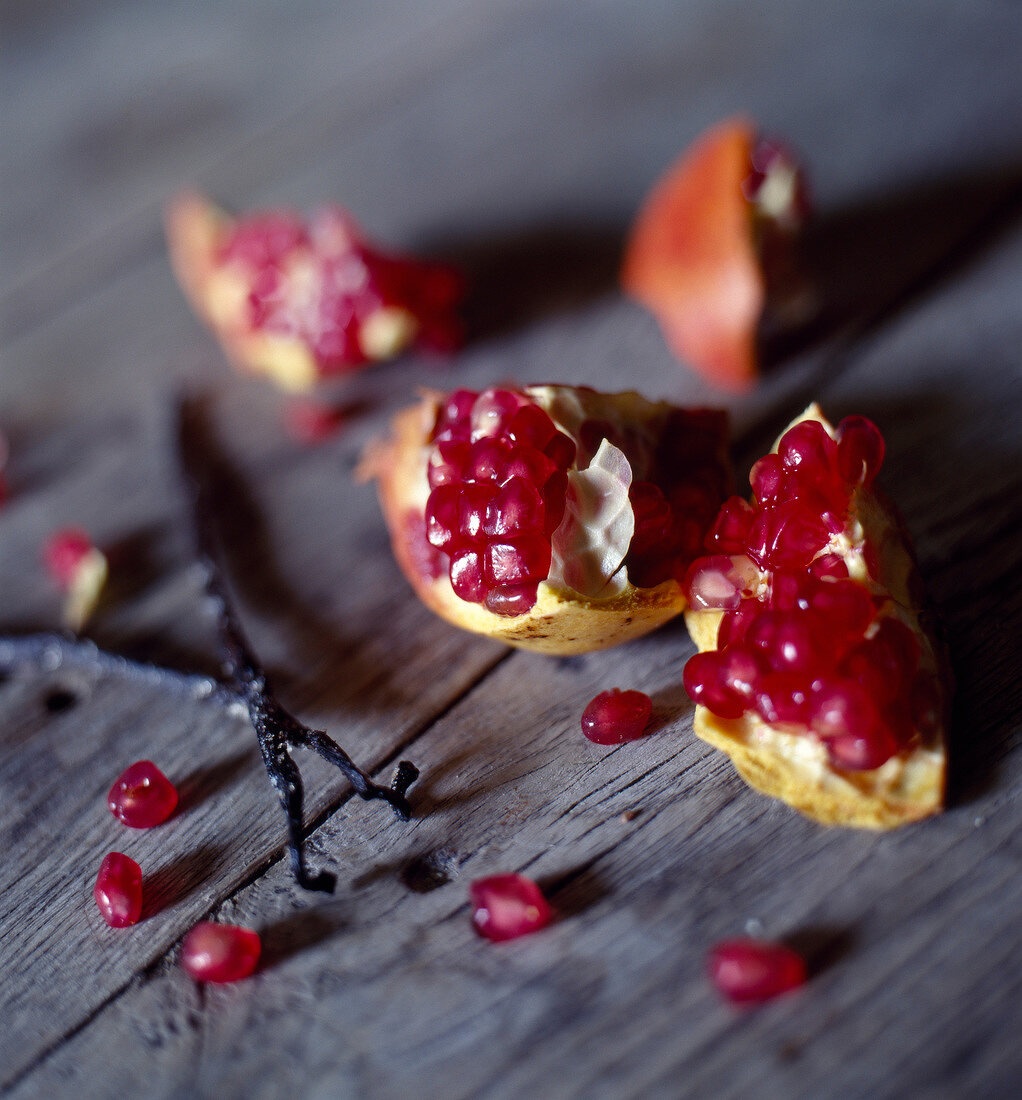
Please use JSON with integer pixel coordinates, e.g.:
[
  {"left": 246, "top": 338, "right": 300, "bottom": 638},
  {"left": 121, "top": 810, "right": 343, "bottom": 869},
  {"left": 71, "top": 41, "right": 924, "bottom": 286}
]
[{"left": 1, "top": 1, "right": 1021, "bottom": 1096}]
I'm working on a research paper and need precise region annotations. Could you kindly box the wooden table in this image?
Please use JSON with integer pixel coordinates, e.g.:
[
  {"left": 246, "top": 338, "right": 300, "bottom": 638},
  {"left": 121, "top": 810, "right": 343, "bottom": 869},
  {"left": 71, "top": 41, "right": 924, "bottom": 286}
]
[{"left": 3, "top": 2, "right": 1021, "bottom": 1095}]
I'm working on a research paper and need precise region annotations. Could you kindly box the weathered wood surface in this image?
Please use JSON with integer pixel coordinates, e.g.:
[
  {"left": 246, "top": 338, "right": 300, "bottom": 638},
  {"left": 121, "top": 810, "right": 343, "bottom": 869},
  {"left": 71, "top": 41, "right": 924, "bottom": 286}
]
[{"left": 2, "top": 1, "right": 1021, "bottom": 1096}]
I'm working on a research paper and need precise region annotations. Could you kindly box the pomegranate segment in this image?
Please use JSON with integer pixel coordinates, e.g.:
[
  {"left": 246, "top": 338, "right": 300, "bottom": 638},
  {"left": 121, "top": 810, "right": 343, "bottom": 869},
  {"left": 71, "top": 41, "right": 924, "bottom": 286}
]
[
  {"left": 684, "top": 412, "right": 917, "bottom": 771},
  {"left": 181, "top": 922, "right": 261, "bottom": 983},
  {"left": 707, "top": 938, "right": 807, "bottom": 1004},
  {"left": 94, "top": 853, "right": 143, "bottom": 928},
  {"left": 581, "top": 689, "right": 653, "bottom": 744},
  {"left": 108, "top": 761, "right": 179, "bottom": 829},
  {"left": 470, "top": 873, "right": 553, "bottom": 942},
  {"left": 166, "top": 192, "right": 463, "bottom": 388}
]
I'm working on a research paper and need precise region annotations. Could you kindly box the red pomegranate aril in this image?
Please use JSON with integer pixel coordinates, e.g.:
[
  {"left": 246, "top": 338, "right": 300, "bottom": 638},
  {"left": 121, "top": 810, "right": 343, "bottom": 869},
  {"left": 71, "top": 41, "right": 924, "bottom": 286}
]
[
  {"left": 506, "top": 404, "right": 556, "bottom": 450},
  {"left": 458, "top": 484, "right": 496, "bottom": 539},
  {"left": 581, "top": 689, "right": 653, "bottom": 744},
  {"left": 484, "top": 477, "right": 545, "bottom": 538},
  {"left": 425, "top": 486, "right": 459, "bottom": 549},
  {"left": 716, "top": 600, "right": 760, "bottom": 648},
  {"left": 684, "top": 555, "right": 757, "bottom": 612},
  {"left": 705, "top": 496, "right": 754, "bottom": 554},
  {"left": 428, "top": 439, "right": 470, "bottom": 488},
  {"left": 541, "top": 471, "right": 569, "bottom": 534},
  {"left": 825, "top": 724, "right": 900, "bottom": 771},
  {"left": 707, "top": 938, "right": 807, "bottom": 1004},
  {"left": 108, "top": 761, "right": 178, "bottom": 828},
  {"left": 471, "top": 388, "right": 522, "bottom": 440},
  {"left": 94, "top": 853, "right": 143, "bottom": 928},
  {"left": 810, "top": 578, "right": 874, "bottom": 643},
  {"left": 809, "top": 552, "right": 849, "bottom": 580},
  {"left": 484, "top": 537, "right": 551, "bottom": 586},
  {"left": 441, "top": 389, "right": 477, "bottom": 429},
  {"left": 469, "top": 436, "right": 510, "bottom": 481},
  {"left": 836, "top": 415, "right": 885, "bottom": 487},
  {"left": 746, "top": 504, "right": 829, "bottom": 570},
  {"left": 484, "top": 583, "right": 539, "bottom": 617},
  {"left": 181, "top": 922, "right": 261, "bottom": 983},
  {"left": 470, "top": 873, "right": 552, "bottom": 942},
  {"left": 543, "top": 431, "right": 577, "bottom": 469},
  {"left": 450, "top": 550, "right": 486, "bottom": 602},
  {"left": 683, "top": 651, "right": 748, "bottom": 720},
  {"left": 839, "top": 617, "right": 920, "bottom": 705},
  {"left": 746, "top": 610, "right": 817, "bottom": 673},
  {"left": 505, "top": 445, "right": 557, "bottom": 487},
  {"left": 750, "top": 453, "right": 784, "bottom": 505},
  {"left": 754, "top": 672, "right": 812, "bottom": 725},
  {"left": 43, "top": 528, "right": 94, "bottom": 588},
  {"left": 778, "top": 420, "right": 837, "bottom": 477},
  {"left": 810, "top": 679, "right": 897, "bottom": 770}
]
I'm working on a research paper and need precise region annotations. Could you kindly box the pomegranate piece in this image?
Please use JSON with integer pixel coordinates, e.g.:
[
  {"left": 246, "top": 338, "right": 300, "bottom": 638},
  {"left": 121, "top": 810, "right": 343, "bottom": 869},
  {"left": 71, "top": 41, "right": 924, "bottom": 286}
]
[
  {"left": 42, "top": 527, "right": 109, "bottom": 632},
  {"left": 108, "top": 760, "right": 178, "bottom": 828},
  {"left": 43, "top": 528, "right": 94, "bottom": 588},
  {"left": 181, "top": 922, "right": 261, "bottom": 983},
  {"left": 470, "top": 873, "right": 553, "bottom": 942},
  {"left": 94, "top": 853, "right": 143, "bottom": 928},
  {"left": 707, "top": 938, "right": 807, "bottom": 1004},
  {"left": 682, "top": 404, "right": 948, "bottom": 829},
  {"left": 362, "top": 384, "right": 731, "bottom": 654},
  {"left": 621, "top": 118, "right": 811, "bottom": 392},
  {"left": 581, "top": 689, "right": 653, "bottom": 744},
  {"left": 165, "top": 191, "right": 464, "bottom": 391}
]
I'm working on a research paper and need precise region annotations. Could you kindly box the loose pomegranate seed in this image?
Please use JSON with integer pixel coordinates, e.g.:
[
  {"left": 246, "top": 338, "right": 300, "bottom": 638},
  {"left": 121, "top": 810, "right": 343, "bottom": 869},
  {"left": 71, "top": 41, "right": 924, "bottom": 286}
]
[
  {"left": 108, "top": 760, "right": 178, "bottom": 828},
  {"left": 43, "top": 528, "right": 95, "bottom": 588},
  {"left": 581, "top": 689, "right": 653, "bottom": 744},
  {"left": 181, "top": 922, "right": 261, "bottom": 983},
  {"left": 470, "top": 873, "right": 553, "bottom": 942},
  {"left": 94, "top": 853, "right": 143, "bottom": 928},
  {"left": 707, "top": 938, "right": 807, "bottom": 1004}
]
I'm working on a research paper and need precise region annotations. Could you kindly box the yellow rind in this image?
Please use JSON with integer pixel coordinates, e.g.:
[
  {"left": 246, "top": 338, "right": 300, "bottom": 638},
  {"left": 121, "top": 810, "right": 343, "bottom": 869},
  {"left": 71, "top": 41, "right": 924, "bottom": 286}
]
[
  {"left": 360, "top": 393, "right": 690, "bottom": 656},
  {"left": 164, "top": 192, "right": 319, "bottom": 392},
  {"left": 684, "top": 404, "right": 947, "bottom": 829}
]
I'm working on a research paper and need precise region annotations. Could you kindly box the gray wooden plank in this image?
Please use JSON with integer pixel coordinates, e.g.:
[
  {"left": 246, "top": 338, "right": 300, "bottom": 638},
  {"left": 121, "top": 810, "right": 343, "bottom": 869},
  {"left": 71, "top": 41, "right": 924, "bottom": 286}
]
[{"left": 8, "top": 200, "right": 1022, "bottom": 1100}]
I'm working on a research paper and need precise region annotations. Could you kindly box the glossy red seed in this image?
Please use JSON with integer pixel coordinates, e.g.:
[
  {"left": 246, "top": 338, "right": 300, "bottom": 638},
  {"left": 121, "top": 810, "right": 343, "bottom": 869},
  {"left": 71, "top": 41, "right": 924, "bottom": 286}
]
[
  {"left": 750, "top": 453, "right": 784, "bottom": 505},
  {"left": 705, "top": 496, "right": 754, "bottom": 554},
  {"left": 543, "top": 431, "right": 577, "bottom": 469},
  {"left": 181, "top": 922, "right": 261, "bottom": 983},
  {"left": 505, "top": 445, "right": 557, "bottom": 487},
  {"left": 836, "top": 415, "right": 885, "bottom": 487},
  {"left": 684, "top": 555, "right": 745, "bottom": 611},
  {"left": 707, "top": 938, "right": 807, "bottom": 1004},
  {"left": 43, "top": 528, "right": 95, "bottom": 588},
  {"left": 428, "top": 439, "right": 470, "bottom": 488},
  {"left": 754, "top": 672, "right": 812, "bottom": 725},
  {"left": 449, "top": 549, "right": 486, "bottom": 602},
  {"left": 484, "top": 537, "right": 551, "bottom": 586},
  {"left": 440, "top": 389, "right": 478, "bottom": 430},
  {"left": 107, "top": 761, "right": 178, "bottom": 828},
  {"left": 470, "top": 874, "right": 552, "bottom": 942},
  {"left": 746, "top": 610, "right": 817, "bottom": 673},
  {"left": 471, "top": 388, "right": 522, "bottom": 440},
  {"left": 425, "top": 486, "right": 459, "bottom": 549},
  {"left": 457, "top": 483, "right": 496, "bottom": 539},
  {"left": 484, "top": 583, "right": 539, "bottom": 617},
  {"left": 716, "top": 601, "right": 760, "bottom": 648},
  {"left": 506, "top": 404, "right": 556, "bottom": 450},
  {"left": 683, "top": 651, "right": 747, "bottom": 720},
  {"left": 94, "top": 853, "right": 143, "bottom": 928},
  {"left": 581, "top": 689, "right": 653, "bottom": 744},
  {"left": 778, "top": 420, "right": 837, "bottom": 478},
  {"left": 809, "top": 552, "right": 849, "bottom": 580},
  {"left": 484, "top": 478, "right": 545, "bottom": 538},
  {"left": 469, "top": 436, "right": 510, "bottom": 481},
  {"left": 809, "top": 679, "right": 897, "bottom": 770}
]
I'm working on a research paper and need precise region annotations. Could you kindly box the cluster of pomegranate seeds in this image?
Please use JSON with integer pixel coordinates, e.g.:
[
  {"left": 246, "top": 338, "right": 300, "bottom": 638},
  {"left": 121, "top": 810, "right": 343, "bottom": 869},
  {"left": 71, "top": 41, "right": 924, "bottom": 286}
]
[
  {"left": 107, "top": 760, "right": 179, "bottom": 828},
  {"left": 581, "top": 689, "right": 653, "bottom": 745},
  {"left": 425, "top": 388, "right": 576, "bottom": 617},
  {"left": 180, "top": 921, "right": 262, "bottom": 983},
  {"left": 470, "top": 873, "right": 553, "bottom": 942},
  {"left": 684, "top": 416, "right": 929, "bottom": 771},
  {"left": 218, "top": 206, "right": 463, "bottom": 373},
  {"left": 94, "top": 853, "right": 143, "bottom": 928},
  {"left": 624, "top": 409, "right": 730, "bottom": 588},
  {"left": 707, "top": 938, "right": 807, "bottom": 1004},
  {"left": 42, "top": 527, "right": 95, "bottom": 588}
]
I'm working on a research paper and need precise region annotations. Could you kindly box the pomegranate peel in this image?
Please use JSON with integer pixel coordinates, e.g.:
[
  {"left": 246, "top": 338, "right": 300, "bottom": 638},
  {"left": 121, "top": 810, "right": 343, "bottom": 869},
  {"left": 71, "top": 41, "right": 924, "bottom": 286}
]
[
  {"left": 361, "top": 385, "right": 730, "bottom": 655},
  {"left": 622, "top": 117, "right": 811, "bottom": 392},
  {"left": 165, "top": 191, "right": 462, "bottom": 392},
  {"left": 683, "top": 405, "right": 947, "bottom": 828}
]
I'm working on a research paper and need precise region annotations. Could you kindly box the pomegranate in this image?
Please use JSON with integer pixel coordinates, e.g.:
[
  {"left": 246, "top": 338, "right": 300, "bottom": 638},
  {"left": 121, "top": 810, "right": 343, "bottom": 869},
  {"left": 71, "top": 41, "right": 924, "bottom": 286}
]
[
  {"left": 621, "top": 118, "right": 813, "bottom": 392},
  {"left": 470, "top": 873, "right": 553, "bottom": 941},
  {"left": 94, "top": 853, "right": 143, "bottom": 928},
  {"left": 181, "top": 921, "right": 261, "bottom": 982},
  {"left": 361, "top": 385, "right": 730, "bottom": 654},
  {"left": 581, "top": 689, "right": 653, "bottom": 744},
  {"left": 42, "top": 527, "right": 108, "bottom": 632},
  {"left": 108, "top": 760, "right": 179, "bottom": 828},
  {"left": 683, "top": 405, "right": 947, "bottom": 828},
  {"left": 165, "top": 192, "right": 463, "bottom": 391},
  {"left": 707, "top": 938, "right": 807, "bottom": 1004}
]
